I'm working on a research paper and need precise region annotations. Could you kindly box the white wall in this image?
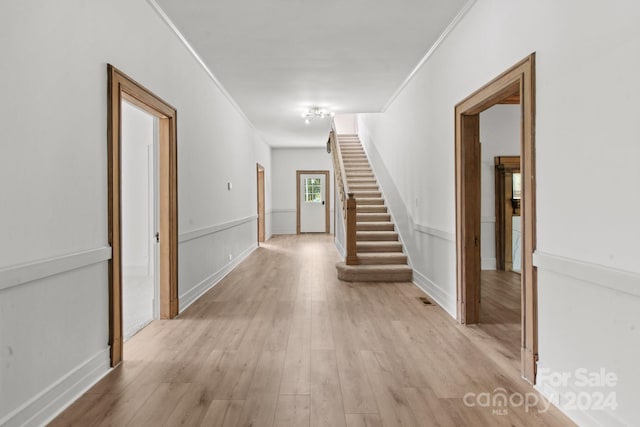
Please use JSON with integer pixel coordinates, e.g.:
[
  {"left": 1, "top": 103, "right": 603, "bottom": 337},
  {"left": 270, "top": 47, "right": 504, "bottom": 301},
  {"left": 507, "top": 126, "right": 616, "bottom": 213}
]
[
  {"left": 271, "top": 148, "right": 334, "bottom": 235},
  {"left": 334, "top": 114, "right": 358, "bottom": 134},
  {"left": 0, "top": 1, "right": 267, "bottom": 425},
  {"left": 358, "top": 0, "right": 640, "bottom": 425},
  {"left": 479, "top": 104, "right": 520, "bottom": 270}
]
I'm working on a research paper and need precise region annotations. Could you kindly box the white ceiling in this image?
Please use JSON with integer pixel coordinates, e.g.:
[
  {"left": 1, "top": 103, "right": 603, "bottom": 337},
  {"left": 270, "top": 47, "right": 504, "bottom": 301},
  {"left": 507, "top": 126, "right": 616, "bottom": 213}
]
[{"left": 154, "top": 0, "right": 469, "bottom": 147}]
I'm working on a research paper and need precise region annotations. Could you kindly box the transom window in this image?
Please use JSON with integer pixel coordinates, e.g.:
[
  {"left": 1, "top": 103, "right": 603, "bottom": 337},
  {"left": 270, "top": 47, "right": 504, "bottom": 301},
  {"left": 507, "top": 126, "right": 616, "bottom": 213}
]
[{"left": 304, "top": 178, "right": 322, "bottom": 203}]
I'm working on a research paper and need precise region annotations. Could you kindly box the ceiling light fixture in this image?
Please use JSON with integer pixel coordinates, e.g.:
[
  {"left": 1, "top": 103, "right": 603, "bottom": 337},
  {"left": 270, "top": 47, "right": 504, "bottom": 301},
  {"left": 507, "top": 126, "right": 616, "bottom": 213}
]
[{"left": 301, "top": 107, "right": 334, "bottom": 124}]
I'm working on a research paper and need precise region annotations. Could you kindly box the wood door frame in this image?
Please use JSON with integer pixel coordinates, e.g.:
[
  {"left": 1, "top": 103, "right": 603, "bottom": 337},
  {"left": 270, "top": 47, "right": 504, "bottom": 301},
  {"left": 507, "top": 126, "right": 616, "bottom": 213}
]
[
  {"left": 107, "top": 65, "right": 179, "bottom": 367},
  {"left": 296, "top": 170, "right": 330, "bottom": 234},
  {"left": 454, "top": 54, "right": 537, "bottom": 383},
  {"left": 257, "top": 163, "right": 266, "bottom": 243},
  {"left": 495, "top": 156, "right": 521, "bottom": 271}
]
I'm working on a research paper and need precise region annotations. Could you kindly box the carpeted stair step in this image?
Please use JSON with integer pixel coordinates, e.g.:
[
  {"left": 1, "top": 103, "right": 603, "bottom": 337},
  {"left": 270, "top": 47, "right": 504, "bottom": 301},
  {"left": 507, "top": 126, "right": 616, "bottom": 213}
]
[
  {"left": 356, "top": 205, "right": 387, "bottom": 213},
  {"left": 345, "top": 168, "right": 370, "bottom": 173},
  {"left": 348, "top": 175, "right": 376, "bottom": 179},
  {"left": 356, "top": 221, "right": 395, "bottom": 231},
  {"left": 349, "top": 184, "right": 378, "bottom": 191},
  {"left": 356, "top": 198, "right": 384, "bottom": 205},
  {"left": 356, "top": 231, "right": 398, "bottom": 241},
  {"left": 357, "top": 252, "right": 408, "bottom": 265},
  {"left": 336, "top": 263, "right": 412, "bottom": 282},
  {"left": 357, "top": 213, "right": 390, "bottom": 222},
  {"left": 352, "top": 191, "right": 382, "bottom": 198},
  {"left": 347, "top": 184, "right": 382, "bottom": 191},
  {"left": 344, "top": 161, "right": 369, "bottom": 166},
  {"left": 347, "top": 172, "right": 375, "bottom": 180},
  {"left": 356, "top": 241, "right": 403, "bottom": 252}
]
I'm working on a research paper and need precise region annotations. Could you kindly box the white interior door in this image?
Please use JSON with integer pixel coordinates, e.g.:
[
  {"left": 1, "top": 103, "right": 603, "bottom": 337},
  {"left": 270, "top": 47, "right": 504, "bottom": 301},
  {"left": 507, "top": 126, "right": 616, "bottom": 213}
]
[
  {"left": 300, "top": 173, "right": 326, "bottom": 233},
  {"left": 121, "top": 100, "right": 157, "bottom": 341}
]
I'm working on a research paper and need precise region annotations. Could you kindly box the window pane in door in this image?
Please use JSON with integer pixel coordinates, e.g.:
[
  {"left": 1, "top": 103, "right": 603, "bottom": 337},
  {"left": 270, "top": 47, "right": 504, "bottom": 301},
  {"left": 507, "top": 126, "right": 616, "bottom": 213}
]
[{"left": 304, "top": 178, "right": 322, "bottom": 203}]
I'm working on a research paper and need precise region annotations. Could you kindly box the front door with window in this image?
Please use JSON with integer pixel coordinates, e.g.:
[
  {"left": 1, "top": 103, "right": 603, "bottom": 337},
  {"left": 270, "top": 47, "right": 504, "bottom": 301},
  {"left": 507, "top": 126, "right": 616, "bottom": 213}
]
[{"left": 299, "top": 172, "right": 327, "bottom": 233}]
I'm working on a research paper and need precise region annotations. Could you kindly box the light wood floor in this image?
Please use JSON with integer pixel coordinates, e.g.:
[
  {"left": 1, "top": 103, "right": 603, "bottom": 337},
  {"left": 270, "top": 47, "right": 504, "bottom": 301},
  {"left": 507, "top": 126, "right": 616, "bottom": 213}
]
[
  {"left": 50, "top": 235, "right": 572, "bottom": 427},
  {"left": 479, "top": 270, "right": 522, "bottom": 363}
]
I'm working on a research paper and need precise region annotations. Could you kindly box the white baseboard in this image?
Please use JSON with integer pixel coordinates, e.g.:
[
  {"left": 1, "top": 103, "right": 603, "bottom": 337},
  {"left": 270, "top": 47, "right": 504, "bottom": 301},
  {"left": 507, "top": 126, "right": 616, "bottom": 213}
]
[
  {"left": 412, "top": 269, "right": 456, "bottom": 317},
  {"left": 535, "top": 382, "right": 627, "bottom": 427},
  {"left": 0, "top": 349, "right": 111, "bottom": 427},
  {"left": 178, "top": 243, "right": 257, "bottom": 313}
]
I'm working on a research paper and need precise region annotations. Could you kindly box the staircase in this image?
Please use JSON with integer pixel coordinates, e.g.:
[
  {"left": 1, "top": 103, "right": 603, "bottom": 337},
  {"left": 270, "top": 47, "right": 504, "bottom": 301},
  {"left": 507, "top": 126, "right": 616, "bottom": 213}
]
[{"left": 333, "top": 134, "right": 412, "bottom": 282}]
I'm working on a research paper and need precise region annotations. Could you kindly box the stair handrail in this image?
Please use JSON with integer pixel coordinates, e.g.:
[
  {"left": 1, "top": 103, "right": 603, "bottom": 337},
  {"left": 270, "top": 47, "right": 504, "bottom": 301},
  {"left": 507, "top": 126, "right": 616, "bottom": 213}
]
[{"left": 329, "top": 120, "right": 358, "bottom": 265}]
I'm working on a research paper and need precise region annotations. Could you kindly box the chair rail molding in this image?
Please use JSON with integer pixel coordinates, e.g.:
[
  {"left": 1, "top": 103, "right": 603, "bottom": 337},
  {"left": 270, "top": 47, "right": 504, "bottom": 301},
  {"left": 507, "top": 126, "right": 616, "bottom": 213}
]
[
  {"left": 0, "top": 247, "right": 112, "bottom": 292},
  {"left": 533, "top": 251, "right": 640, "bottom": 298},
  {"left": 178, "top": 215, "right": 258, "bottom": 243}
]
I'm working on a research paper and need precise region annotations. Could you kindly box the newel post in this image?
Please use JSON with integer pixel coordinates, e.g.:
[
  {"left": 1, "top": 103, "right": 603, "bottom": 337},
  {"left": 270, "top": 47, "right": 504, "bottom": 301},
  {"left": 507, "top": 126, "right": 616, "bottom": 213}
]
[{"left": 346, "top": 192, "right": 358, "bottom": 265}]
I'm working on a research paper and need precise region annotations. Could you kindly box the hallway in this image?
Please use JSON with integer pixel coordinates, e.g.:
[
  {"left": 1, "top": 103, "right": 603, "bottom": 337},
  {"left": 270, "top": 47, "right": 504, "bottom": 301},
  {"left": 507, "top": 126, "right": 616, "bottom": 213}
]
[{"left": 50, "top": 235, "right": 571, "bottom": 426}]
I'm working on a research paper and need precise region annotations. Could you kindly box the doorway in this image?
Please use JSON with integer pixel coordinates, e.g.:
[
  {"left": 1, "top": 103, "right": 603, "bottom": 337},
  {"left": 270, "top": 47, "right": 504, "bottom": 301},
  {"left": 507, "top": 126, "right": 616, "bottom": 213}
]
[
  {"left": 257, "top": 164, "right": 265, "bottom": 243},
  {"left": 107, "top": 65, "right": 179, "bottom": 367},
  {"left": 296, "top": 170, "right": 330, "bottom": 234},
  {"left": 454, "top": 54, "right": 537, "bottom": 383},
  {"left": 478, "top": 106, "right": 522, "bottom": 365},
  {"left": 495, "top": 156, "right": 521, "bottom": 273},
  {"left": 121, "top": 100, "right": 158, "bottom": 341}
]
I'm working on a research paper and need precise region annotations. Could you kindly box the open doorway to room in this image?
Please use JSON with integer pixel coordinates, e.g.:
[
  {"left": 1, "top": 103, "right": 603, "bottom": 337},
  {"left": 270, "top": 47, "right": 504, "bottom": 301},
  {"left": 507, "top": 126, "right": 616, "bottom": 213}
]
[
  {"left": 257, "top": 163, "right": 266, "bottom": 243},
  {"left": 455, "top": 54, "right": 538, "bottom": 383},
  {"left": 107, "top": 65, "right": 179, "bottom": 367},
  {"left": 478, "top": 104, "right": 522, "bottom": 364},
  {"left": 120, "top": 100, "right": 158, "bottom": 342}
]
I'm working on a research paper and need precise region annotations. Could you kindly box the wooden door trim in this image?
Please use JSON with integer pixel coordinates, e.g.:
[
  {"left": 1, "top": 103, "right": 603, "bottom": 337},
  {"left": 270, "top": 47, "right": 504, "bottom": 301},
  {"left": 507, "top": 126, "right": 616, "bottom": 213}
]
[
  {"left": 296, "top": 170, "right": 330, "bottom": 234},
  {"left": 107, "top": 65, "right": 179, "bottom": 367},
  {"left": 257, "top": 163, "right": 265, "bottom": 243},
  {"left": 454, "top": 54, "right": 537, "bottom": 383}
]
